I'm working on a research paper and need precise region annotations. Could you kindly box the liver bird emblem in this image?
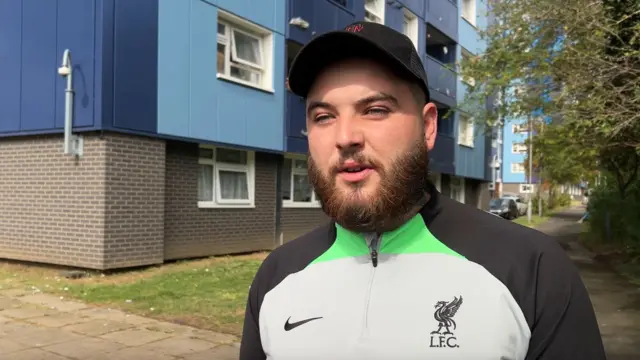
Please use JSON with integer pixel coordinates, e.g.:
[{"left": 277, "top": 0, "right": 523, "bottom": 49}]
[{"left": 430, "top": 296, "right": 463, "bottom": 336}]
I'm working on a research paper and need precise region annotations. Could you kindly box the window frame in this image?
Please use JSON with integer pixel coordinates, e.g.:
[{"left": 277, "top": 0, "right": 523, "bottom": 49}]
[
  {"left": 402, "top": 8, "right": 419, "bottom": 50},
  {"left": 216, "top": 11, "right": 274, "bottom": 93},
  {"left": 458, "top": 114, "right": 475, "bottom": 148},
  {"left": 511, "top": 142, "right": 527, "bottom": 154},
  {"left": 282, "top": 155, "right": 321, "bottom": 208},
  {"left": 512, "top": 123, "right": 530, "bottom": 133},
  {"left": 460, "top": 48, "right": 476, "bottom": 86},
  {"left": 511, "top": 162, "right": 526, "bottom": 174},
  {"left": 364, "top": 0, "right": 385, "bottom": 24},
  {"left": 197, "top": 145, "right": 256, "bottom": 209},
  {"left": 461, "top": 0, "right": 476, "bottom": 26}
]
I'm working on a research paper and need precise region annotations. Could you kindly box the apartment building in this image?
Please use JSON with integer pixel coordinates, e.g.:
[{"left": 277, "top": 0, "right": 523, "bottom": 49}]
[{"left": 0, "top": 0, "right": 494, "bottom": 270}]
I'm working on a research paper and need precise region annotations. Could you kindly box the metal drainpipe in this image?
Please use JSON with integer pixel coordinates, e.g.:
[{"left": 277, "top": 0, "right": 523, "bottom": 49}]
[{"left": 59, "top": 49, "right": 74, "bottom": 155}]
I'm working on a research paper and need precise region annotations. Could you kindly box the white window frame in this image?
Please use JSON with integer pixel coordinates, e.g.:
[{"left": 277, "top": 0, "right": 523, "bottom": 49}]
[
  {"left": 458, "top": 114, "right": 474, "bottom": 148},
  {"left": 198, "top": 145, "right": 256, "bottom": 209},
  {"left": 402, "top": 8, "right": 419, "bottom": 50},
  {"left": 217, "top": 11, "right": 274, "bottom": 92},
  {"left": 519, "top": 183, "right": 534, "bottom": 194},
  {"left": 364, "top": 0, "right": 385, "bottom": 24},
  {"left": 460, "top": 49, "right": 476, "bottom": 86},
  {"left": 511, "top": 162, "right": 525, "bottom": 174},
  {"left": 511, "top": 142, "right": 527, "bottom": 154},
  {"left": 282, "top": 154, "right": 321, "bottom": 208},
  {"left": 450, "top": 176, "right": 465, "bottom": 203},
  {"left": 462, "top": 0, "right": 476, "bottom": 26},
  {"left": 512, "top": 123, "right": 529, "bottom": 133}
]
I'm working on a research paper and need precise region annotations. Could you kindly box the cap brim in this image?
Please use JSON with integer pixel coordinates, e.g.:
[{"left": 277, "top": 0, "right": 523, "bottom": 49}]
[{"left": 288, "top": 31, "right": 416, "bottom": 99}]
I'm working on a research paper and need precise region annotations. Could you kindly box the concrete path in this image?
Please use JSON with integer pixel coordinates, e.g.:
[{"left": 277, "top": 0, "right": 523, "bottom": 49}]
[
  {"left": 535, "top": 207, "right": 640, "bottom": 360},
  {"left": 0, "top": 289, "right": 240, "bottom": 359}
]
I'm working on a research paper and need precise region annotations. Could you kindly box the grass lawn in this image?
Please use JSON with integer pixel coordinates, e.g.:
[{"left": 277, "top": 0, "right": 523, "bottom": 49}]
[
  {"left": 0, "top": 253, "right": 267, "bottom": 336},
  {"left": 513, "top": 214, "right": 550, "bottom": 228}
]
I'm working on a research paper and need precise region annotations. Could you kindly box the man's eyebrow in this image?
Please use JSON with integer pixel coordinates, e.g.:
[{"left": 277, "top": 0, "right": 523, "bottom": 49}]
[
  {"left": 355, "top": 92, "right": 399, "bottom": 108},
  {"left": 306, "top": 101, "right": 335, "bottom": 117},
  {"left": 306, "top": 92, "right": 399, "bottom": 117}
]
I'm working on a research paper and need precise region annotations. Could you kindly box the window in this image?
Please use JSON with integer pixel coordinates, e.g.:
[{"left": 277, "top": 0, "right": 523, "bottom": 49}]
[
  {"left": 462, "top": 0, "right": 476, "bottom": 26},
  {"left": 198, "top": 146, "right": 255, "bottom": 208},
  {"left": 364, "top": 0, "right": 384, "bottom": 24},
  {"left": 450, "top": 176, "right": 465, "bottom": 203},
  {"left": 519, "top": 183, "right": 534, "bottom": 193},
  {"left": 282, "top": 156, "right": 320, "bottom": 207},
  {"left": 429, "top": 172, "right": 442, "bottom": 192},
  {"left": 402, "top": 9, "right": 419, "bottom": 49},
  {"left": 512, "top": 142, "right": 527, "bottom": 153},
  {"left": 458, "top": 115, "right": 474, "bottom": 147},
  {"left": 511, "top": 162, "right": 525, "bottom": 174},
  {"left": 512, "top": 123, "right": 529, "bottom": 133},
  {"left": 217, "top": 12, "right": 273, "bottom": 91},
  {"left": 460, "top": 49, "right": 476, "bottom": 86}
]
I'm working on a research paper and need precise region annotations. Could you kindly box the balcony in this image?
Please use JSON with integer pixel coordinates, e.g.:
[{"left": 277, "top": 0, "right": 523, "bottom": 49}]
[
  {"left": 425, "top": 56, "right": 457, "bottom": 106},
  {"left": 285, "top": 91, "right": 308, "bottom": 153},
  {"left": 430, "top": 133, "right": 455, "bottom": 175},
  {"left": 426, "top": 0, "right": 458, "bottom": 41}
]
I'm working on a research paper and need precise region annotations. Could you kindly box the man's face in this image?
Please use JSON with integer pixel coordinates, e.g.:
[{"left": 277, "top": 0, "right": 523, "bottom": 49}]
[{"left": 305, "top": 59, "right": 438, "bottom": 233}]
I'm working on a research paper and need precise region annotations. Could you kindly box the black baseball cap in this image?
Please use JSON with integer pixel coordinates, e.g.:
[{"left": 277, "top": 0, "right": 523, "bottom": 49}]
[{"left": 287, "top": 21, "right": 430, "bottom": 103}]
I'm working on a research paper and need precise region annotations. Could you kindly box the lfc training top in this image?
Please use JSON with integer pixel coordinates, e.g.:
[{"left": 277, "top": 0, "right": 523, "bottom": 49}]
[{"left": 239, "top": 183, "right": 606, "bottom": 360}]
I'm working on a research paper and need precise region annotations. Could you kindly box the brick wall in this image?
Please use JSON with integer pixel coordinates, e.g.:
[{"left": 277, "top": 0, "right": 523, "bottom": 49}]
[
  {"left": 0, "top": 132, "right": 165, "bottom": 270},
  {"left": 103, "top": 133, "right": 166, "bottom": 269},
  {"left": 164, "top": 141, "right": 277, "bottom": 260},
  {"left": 280, "top": 208, "right": 328, "bottom": 243}
]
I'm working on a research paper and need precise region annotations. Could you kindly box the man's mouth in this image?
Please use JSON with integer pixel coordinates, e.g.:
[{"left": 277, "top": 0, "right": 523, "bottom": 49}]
[{"left": 337, "top": 162, "right": 375, "bottom": 182}]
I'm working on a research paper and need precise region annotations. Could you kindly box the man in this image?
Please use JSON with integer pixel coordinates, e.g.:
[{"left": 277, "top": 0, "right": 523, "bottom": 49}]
[{"left": 240, "top": 22, "right": 606, "bottom": 360}]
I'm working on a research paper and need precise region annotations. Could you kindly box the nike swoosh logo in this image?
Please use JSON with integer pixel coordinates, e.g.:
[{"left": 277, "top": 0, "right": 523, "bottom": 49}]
[{"left": 284, "top": 316, "right": 323, "bottom": 331}]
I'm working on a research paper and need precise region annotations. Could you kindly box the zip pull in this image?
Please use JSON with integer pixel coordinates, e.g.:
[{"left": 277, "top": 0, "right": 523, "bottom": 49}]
[{"left": 366, "top": 233, "right": 381, "bottom": 268}]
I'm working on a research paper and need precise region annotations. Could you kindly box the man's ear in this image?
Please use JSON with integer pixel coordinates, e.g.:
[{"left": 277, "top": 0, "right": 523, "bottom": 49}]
[{"left": 422, "top": 103, "right": 438, "bottom": 151}]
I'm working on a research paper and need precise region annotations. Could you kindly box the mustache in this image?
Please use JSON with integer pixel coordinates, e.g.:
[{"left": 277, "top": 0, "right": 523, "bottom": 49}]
[{"left": 330, "top": 151, "right": 383, "bottom": 175}]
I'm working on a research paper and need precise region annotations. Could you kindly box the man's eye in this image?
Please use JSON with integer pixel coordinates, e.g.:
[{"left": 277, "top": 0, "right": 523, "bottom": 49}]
[
  {"left": 365, "top": 107, "right": 389, "bottom": 116},
  {"left": 314, "top": 114, "right": 332, "bottom": 123}
]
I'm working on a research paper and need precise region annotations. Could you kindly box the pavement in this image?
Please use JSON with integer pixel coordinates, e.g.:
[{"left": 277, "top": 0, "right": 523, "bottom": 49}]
[
  {"left": 0, "top": 290, "right": 240, "bottom": 359},
  {"left": 534, "top": 207, "right": 640, "bottom": 360},
  {"left": 0, "top": 207, "right": 638, "bottom": 359}
]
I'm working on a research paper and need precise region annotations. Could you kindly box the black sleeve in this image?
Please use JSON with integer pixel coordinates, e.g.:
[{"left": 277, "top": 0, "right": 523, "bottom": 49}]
[
  {"left": 239, "top": 257, "right": 274, "bottom": 360},
  {"left": 525, "top": 244, "right": 606, "bottom": 360}
]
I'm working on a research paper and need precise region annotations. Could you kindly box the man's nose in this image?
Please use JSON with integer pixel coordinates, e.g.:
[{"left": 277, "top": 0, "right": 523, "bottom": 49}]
[{"left": 335, "top": 118, "right": 364, "bottom": 151}]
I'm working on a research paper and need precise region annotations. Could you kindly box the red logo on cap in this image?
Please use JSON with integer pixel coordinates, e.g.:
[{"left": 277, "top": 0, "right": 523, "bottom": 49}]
[{"left": 345, "top": 24, "right": 364, "bottom": 33}]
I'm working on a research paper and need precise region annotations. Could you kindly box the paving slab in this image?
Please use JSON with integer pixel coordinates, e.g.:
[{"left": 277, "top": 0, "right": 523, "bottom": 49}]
[
  {"left": 136, "top": 334, "right": 218, "bottom": 357},
  {"left": 19, "top": 293, "right": 89, "bottom": 312},
  {"left": 104, "top": 346, "right": 177, "bottom": 360},
  {"left": 62, "top": 317, "right": 134, "bottom": 336},
  {"left": 0, "top": 338, "right": 30, "bottom": 355},
  {"left": 0, "top": 296, "right": 22, "bottom": 311},
  {"left": 43, "top": 337, "right": 126, "bottom": 359},
  {"left": 0, "top": 348, "right": 70, "bottom": 360},
  {"left": 183, "top": 345, "right": 241, "bottom": 360},
  {"left": 98, "top": 327, "right": 173, "bottom": 346},
  {"left": 0, "top": 304, "right": 58, "bottom": 319},
  {"left": 24, "top": 311, "right": 94, "bottom": 328},
  {"left": 3, "top": 322, "right": 87, "bottom": 347}
]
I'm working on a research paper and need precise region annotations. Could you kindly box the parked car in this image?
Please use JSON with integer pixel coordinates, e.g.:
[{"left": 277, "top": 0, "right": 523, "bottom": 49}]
[
  {"left": 489, "top": 198, "right": 519, "bottom": 220},
  {"left": 502, "top": 194, "right": 528, "bottom": 216}
]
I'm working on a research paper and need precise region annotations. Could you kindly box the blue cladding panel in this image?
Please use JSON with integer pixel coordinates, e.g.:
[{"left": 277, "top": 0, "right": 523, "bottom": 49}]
[
  {"left": 0, "top": 0, "right": 98, "bottom": 135},
  {"left": 430, "top": 134, "right": 455, "bottom": 175},
  {"left": 157, "top": 0, "right": 285, "bottom": 151},
  {"left": 111, "top": 0, "right": 158, "bottom": 134},
  {"left": 426, "top": 0, "right": 458, "bottom": 41},
  {"left": 501, "top": 117, "right": 529, "bottom": 183},
  {"left": 55, "top": 0, "right": 96, "bottom": 129},
  {"left": 398, "top": 0, "right": 426, "bottom": 20},
  {"left": 204, "top": 0, "right": 286, "bottom": 33},
  {"left": 20, "top": 0, "right": 57, "bottom": 131},
  {"left": 458, "top": 0, "right": 487, "bottom": 54},
  {"left": 0, "top": 0, "right": 22, "bottom": 132},
  {"left": 425, "top": 56, "right": 457, "bottom": 104}
]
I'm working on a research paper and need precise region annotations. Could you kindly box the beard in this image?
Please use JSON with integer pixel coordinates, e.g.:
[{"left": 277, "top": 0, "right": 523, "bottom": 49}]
[{"left": 308, "top": 135, "right": 430, "bottom": 233}]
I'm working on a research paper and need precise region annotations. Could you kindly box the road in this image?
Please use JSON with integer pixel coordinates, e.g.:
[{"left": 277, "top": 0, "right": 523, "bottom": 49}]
[{"left": 535, "top": 207, "right": 640, "bottom": 360}]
